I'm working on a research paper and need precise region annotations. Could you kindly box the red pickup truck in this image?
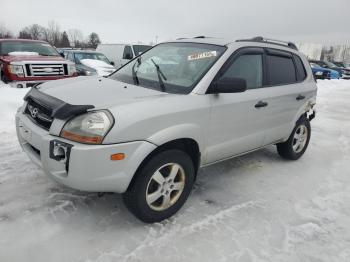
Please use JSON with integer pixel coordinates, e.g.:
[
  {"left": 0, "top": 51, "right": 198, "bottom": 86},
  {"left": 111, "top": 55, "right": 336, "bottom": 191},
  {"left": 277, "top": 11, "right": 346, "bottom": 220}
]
[{"left": 0, "top": 39, "right": 77, "bottom": 88}]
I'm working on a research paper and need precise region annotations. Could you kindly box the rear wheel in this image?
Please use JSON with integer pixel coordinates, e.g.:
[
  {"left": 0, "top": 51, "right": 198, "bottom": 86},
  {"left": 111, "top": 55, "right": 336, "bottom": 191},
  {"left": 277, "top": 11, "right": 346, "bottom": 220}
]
[
  {"left": 123, "top": 149, "right": 195, "bottom": 223},
  {"left": 277, "top": 117, "right": 311, "bottom": 160}
]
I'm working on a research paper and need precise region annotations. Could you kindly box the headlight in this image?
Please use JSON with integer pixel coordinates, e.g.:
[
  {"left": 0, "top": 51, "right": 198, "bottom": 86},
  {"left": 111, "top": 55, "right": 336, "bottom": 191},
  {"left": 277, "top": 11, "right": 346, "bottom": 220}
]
[
  {"left": 60, "top": 110, "right": 114, "bottom": 144},
  {"left": 68, "top": 64, "right": 77, "bottom": 75},
  {"left": 8, "top": 65, "right": 24, "bottom": 76}
]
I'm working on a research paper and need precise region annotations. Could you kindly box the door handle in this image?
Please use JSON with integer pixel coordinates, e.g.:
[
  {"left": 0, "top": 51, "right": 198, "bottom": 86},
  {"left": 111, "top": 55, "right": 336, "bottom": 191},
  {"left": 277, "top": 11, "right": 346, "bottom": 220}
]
[
  {"left": 255, "top": 101, "right": 268, "bottom": 108},
  {"left": 296, "top": 94, "right": 305, "bottom": 101}
]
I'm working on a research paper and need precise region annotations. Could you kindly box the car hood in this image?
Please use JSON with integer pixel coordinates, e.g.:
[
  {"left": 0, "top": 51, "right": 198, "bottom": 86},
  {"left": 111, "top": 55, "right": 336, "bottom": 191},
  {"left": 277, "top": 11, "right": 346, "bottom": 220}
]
[
  {"left": 1, "top": 55, "right": 65, "bottom": 63},
  {"left": 38, "top": 76, "right": 171, "bottom": 109}
]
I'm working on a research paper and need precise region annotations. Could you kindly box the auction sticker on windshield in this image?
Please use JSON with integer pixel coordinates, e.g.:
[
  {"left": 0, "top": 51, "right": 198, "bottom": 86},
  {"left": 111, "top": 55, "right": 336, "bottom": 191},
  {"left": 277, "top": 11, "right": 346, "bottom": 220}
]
[{"left": 188, "top": 51, "right": 217, "bottom": 61}]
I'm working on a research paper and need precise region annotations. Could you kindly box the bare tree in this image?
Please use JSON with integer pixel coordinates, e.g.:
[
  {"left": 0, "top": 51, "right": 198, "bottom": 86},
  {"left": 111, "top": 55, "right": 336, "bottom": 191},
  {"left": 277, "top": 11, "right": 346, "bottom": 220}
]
[
  {"left": 0, "top": 23, "right": 13, "bottom": 38},
  {"left": 47, "top": 20, "right": 61, "bottom": 46},
  {"left": 68, "top": 29, "right": 83, "bottom": 47}
]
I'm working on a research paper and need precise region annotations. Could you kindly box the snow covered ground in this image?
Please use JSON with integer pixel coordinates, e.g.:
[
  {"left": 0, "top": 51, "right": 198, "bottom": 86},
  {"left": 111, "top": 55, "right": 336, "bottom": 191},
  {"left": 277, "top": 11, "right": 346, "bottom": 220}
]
[{"left": 0, "top": 80, "right": 350, "bottom": 262}]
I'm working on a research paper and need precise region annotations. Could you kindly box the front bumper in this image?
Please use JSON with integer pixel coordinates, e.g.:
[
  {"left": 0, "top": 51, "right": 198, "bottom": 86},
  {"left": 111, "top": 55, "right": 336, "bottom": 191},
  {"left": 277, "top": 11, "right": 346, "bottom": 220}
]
[
  {"left": 15, "top": 111, "right": 156, "bottom": 193},
  {"left": 10, "top": 80, "right": 43, "bottom": 88}
]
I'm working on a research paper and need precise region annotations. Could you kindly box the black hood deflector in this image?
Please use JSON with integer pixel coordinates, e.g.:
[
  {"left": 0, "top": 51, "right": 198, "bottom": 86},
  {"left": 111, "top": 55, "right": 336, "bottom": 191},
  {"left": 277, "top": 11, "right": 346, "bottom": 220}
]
[{"left": 24, "top": 87, "right": 95, "bottom": 119}]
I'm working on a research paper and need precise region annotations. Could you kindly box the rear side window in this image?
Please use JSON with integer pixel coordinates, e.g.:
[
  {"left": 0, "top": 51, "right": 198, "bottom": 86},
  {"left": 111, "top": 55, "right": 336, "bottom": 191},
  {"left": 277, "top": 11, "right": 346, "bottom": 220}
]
[
  {"left": 267, "top": 55, "right": 296, "bottom": 85},
  {"left": 222, "top": 54, "right": 263, "bottom": 89},
  {"left": 293, "top": 55, "right": 307, "bottom": 81}
]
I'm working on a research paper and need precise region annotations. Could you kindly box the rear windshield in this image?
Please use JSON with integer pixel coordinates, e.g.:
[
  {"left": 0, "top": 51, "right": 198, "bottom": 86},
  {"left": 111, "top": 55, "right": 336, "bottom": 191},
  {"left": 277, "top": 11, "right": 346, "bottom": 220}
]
[
  {"left": 74, "top": 52, "right": 111, "bottom": 64},
  {"left": 0, "top": 41, "right": 59, "bottom": 56}
]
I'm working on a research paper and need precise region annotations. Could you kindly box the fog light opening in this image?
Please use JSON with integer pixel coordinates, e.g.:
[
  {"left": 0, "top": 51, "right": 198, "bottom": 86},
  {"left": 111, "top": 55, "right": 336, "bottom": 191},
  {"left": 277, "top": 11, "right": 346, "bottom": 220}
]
[{"left": 53, "top": 145, "right": 66, "bottom": 161}]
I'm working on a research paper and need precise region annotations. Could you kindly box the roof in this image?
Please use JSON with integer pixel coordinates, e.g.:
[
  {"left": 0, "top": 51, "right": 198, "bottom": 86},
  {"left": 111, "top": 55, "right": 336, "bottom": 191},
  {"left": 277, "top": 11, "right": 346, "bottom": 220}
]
[{"left": 172, "top": 36, "right": 299, "bottom": 51}]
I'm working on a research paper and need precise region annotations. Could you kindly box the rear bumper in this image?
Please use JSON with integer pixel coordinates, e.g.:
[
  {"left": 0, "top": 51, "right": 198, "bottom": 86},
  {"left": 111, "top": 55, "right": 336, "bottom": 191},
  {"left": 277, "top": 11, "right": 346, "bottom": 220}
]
[{"left": 16, "top": 111, "right": 156, "bottom": 193}]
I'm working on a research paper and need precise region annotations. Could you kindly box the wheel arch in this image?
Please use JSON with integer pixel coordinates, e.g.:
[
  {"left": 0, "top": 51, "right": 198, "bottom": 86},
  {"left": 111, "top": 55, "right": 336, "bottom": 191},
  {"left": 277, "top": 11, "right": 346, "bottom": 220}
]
[{"left": 126, "top": 138, "right": 201, "bottom": 192}]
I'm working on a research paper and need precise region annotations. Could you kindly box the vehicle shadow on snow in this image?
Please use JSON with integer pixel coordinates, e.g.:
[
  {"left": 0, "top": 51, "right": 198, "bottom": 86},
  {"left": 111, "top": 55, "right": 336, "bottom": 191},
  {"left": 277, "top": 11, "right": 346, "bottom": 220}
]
[{"left": 42, "top": 145, "right": 282, "bottom": 226}]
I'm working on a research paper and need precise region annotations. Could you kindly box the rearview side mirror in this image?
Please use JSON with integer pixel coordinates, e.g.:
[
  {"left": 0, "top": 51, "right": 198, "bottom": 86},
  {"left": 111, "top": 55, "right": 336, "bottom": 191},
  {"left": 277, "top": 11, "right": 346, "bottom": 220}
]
[
  {"left": 208, "top": 77, "right": 247, "bottom": 94},
  {"left": 110, "top": 61, "right": 115, "bottom": 66}
]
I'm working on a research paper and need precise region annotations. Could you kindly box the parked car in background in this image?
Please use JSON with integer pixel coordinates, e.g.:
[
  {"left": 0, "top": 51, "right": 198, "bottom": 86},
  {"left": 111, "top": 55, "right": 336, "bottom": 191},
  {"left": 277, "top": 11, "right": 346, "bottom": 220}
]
[
  {"left": 0, "top": 39, "right": 77, "bottom": 88},
  {"left": 310, "top": 62, "right": 339, "bottom": 79},
  {"left": 96, "top": 44, "right": 152, "bottom": 68},
  {"left": 56, "top": 47, "right": 73, "bottom": 58},
  {"left": 309, "top": 60, "right": 349, "bottom": 79},
  {"left": 332, "top": 61, "right": 350, "bottom": 69},
  {"left": 64, "top": 50, "right": 115, "bottom": 76},
  {"left": 16, "top": 36, "right": 317, "bottom": 222}
]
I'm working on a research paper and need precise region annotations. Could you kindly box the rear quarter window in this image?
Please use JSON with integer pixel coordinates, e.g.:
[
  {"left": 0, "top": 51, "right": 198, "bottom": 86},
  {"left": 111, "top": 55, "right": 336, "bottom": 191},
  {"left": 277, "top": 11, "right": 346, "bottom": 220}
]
[
  {"left": 293, "top": 55, "right": 307, "bottom": 81},
  {"left": 267, "top": 54, "right": 296, "bottom": 85}
]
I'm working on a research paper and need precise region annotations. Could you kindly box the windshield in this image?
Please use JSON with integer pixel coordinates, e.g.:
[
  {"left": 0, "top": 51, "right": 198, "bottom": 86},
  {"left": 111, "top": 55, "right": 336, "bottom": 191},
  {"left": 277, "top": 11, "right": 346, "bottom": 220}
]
[
  {"left": 0, "top": 41, "right": 59, "bottom": 56},
  {"left": 133, "top": 45, "right": 152, "bottom": 56},
  {"left": 110, "top": 42, "right": 226, "bottom": 94},
  {"left": 74, "top": 52, "right": 111, "bottom": 64}
]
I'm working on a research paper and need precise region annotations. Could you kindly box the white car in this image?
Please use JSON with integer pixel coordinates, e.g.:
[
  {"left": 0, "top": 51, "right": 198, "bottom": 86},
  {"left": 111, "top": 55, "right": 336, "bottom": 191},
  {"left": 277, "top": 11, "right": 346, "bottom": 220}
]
[
  {"left": 96, "top": 43, "right": 151, "bottom": 68},
  {"left": 16, "top": 36, "right": 317, "bottom": 223}
]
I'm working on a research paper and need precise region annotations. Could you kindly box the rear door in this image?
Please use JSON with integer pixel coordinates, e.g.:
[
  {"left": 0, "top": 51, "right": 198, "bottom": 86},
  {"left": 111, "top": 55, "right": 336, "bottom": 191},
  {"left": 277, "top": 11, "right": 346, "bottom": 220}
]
[
  {"left": 261, "top": 49, "right": 309, "bottom": 145},
  {"left": 205, "top": 47, "right": 268, "bottom": 164}
]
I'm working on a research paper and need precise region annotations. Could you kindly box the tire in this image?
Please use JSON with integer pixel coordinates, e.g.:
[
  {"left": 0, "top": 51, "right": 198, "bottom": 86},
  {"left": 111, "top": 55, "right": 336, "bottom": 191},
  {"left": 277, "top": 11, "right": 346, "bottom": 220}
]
[
  {"left": 123, "top": 149, "right": 195, "bottom": 223},
  {"left": 277, "top": 116, "right": 311, "bottom": 160}
]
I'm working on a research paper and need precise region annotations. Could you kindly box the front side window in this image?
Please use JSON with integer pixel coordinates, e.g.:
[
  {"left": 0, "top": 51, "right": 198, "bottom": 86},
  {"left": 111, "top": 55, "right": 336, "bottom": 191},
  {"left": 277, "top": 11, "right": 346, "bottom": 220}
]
[
  {"left": 0, "top": 41, "right": 59, "bottom": 56},
  {"left": 267, "top": 55, "right": 296, "bottom": 85},
  {"left": 221, "top": 54, "right": 263, "bottom": 89},
  {"left": 111, "top": 42, "right": 226, "bottom": 94}
]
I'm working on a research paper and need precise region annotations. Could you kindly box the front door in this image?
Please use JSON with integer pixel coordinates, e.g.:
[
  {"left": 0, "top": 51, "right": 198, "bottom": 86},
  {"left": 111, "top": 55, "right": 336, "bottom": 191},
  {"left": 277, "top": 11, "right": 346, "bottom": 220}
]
[{"left": 205, "top": 48, "right": 269, "bottom": 164}]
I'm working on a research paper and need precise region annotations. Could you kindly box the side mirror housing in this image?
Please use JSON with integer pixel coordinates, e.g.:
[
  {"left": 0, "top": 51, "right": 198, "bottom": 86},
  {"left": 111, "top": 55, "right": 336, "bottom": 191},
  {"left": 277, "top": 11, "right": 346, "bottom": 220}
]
[
  {"left": 110, "top": 61, "right": 115, "bottom": 66},
  {"left": 60, "top": 53, "right": 65, "bottom": 58},
  {"left": 208, "top": 77, "right": 247, "bottom": 94}
]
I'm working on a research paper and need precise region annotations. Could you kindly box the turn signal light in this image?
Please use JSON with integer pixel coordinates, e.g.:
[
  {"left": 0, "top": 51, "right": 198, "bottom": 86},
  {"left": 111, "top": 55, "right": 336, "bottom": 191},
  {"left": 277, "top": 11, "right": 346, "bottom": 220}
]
[{"left": 110, "top": 153, "right": 125, "bottom": 161}]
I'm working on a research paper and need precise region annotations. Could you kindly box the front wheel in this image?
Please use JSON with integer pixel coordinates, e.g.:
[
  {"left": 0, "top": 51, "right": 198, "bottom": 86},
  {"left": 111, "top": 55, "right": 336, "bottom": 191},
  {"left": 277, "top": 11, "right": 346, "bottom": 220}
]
[
  {"left": 277, "top": 117, "right": 311, "bottom": 160},
  {"left": 123, "top": 149, "right": 195, "bottom": 223}
]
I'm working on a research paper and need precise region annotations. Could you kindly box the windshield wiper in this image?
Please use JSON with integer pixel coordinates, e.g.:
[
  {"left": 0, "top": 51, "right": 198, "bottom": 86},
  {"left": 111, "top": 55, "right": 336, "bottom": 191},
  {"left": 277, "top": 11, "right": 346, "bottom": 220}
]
[
  {"left": 131, "top": 57, "right": 142, "bottom": 85},
  {"left": 150, "top": 58, "right": 167, "bottom": 92}
]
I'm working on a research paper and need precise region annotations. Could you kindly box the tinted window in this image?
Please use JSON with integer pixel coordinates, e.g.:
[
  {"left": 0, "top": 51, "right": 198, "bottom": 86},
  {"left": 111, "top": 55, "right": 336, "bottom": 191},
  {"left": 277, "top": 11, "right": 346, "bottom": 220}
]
[
  {"left": 294, "top": 55, "right": 307, "bottom": 81},
  {"left": 123, "top": 46, "right": 133, "bottom": 59},
  {"left": 222, "top": 54, "right": 263, "bottom": 89},
  {"left": 267, "top": 55, "right": 296, "bottom": 85}
]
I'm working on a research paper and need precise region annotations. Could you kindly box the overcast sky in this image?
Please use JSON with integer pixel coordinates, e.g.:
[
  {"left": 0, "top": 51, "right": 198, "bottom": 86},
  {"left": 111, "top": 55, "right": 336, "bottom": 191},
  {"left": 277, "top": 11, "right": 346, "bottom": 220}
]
[{"left": 2, "top": 0, "right": 350, "bottom": 45}]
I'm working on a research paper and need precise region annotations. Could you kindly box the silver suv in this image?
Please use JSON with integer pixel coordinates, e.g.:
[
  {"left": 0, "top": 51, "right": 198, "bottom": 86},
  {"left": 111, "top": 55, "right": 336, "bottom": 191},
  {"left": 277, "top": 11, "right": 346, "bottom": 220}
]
[{"left": 16, "top": 37, "right": 317, "bottom": 223}]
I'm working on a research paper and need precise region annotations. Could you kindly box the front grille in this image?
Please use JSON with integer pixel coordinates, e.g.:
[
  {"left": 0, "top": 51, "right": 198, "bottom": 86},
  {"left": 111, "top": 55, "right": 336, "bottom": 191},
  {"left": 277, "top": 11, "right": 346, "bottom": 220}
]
[
  {"left": 26, "top": 64, "right": 67, "bottom": 77},
  {"left": 25, "top": 98, "right": 53, "bottom": 130}
]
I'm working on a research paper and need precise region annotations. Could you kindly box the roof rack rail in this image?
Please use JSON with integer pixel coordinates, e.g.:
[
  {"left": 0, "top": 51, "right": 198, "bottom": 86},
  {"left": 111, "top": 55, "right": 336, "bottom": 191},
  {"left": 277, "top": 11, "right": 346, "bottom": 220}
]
[{"left": 236, "top": 36, "right": 298, "bottom": 50}]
